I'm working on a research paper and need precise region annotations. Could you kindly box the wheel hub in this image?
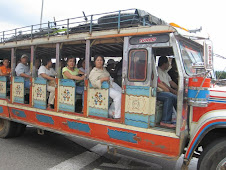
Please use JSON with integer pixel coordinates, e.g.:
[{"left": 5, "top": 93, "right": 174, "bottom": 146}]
[{"left": 217, "top": 157, "right": 226, "bottom": 170}]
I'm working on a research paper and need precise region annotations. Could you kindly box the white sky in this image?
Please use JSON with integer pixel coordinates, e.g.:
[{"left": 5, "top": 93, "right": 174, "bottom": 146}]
[{"left": 0, "top": 0, "right": 225, "bottom": 70}]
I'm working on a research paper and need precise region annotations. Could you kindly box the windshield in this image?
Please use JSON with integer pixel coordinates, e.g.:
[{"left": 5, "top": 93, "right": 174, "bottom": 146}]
[{"left": 179, "top": 40, "right": 203, "bottom": 75}]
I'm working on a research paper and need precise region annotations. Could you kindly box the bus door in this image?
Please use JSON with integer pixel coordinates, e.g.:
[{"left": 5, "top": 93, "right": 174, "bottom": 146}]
[{"left": 122, "top": 36, "right": 156, "bottom": 128}]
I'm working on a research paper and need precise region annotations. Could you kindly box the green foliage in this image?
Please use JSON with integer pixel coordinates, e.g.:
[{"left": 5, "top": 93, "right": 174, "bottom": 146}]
[{"left": 215, "top": 71, "right": 226, "bottom": 79}]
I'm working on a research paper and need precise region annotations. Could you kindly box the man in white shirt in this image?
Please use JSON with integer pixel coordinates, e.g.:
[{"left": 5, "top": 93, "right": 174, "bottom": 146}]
[
  {"left": 38, "top": 58, "right": 56, "bottom": 109},
  {"left": 15, "top": 54, "right": 31, "bottom": 88},
  {"left": 157, "top": 56, "right": 178, "bottom": 128}
]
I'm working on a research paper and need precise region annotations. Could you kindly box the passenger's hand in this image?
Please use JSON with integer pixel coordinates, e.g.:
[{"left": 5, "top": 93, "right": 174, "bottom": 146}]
[
  {"left": 100, "top": 77, "right": 110, "bottom": 82},
  {"left": 80, "top": 75, "right": 85, "bottom": 80}
]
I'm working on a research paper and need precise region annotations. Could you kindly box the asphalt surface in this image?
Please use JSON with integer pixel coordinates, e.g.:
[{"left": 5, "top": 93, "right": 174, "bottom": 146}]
[{"left": 0, "top": 127, "right": 198, "bottom": 170}]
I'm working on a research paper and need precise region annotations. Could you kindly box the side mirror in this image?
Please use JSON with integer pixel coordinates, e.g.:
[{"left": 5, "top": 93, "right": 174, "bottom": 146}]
[{"left": 203, "top": 40, "right": 213, "bottom": 71}]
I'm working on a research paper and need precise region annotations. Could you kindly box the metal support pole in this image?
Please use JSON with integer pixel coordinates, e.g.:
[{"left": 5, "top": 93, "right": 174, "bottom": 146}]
[
  {"left": 117, "top": 10, "right": 121, "bottom": 33},
  {"left": 40, "top": 0, "right": 44, "bottom": 29}
]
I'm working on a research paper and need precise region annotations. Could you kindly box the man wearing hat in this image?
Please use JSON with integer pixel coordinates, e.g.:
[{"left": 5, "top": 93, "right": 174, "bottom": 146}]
[{"left": 15, "top": 54, "right": 31, "bottom": 88}]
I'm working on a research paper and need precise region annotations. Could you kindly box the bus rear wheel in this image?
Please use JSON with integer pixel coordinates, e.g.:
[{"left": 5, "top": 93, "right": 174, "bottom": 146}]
[
  {"left": 0, "top": 118, "right": 17, "bottom": 138},
  {"left": 197, "top": 137, "right": 226, "bottom": 170}
]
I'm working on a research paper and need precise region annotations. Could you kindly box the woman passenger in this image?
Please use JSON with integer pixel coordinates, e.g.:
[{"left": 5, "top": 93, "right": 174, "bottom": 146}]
[
  {"left": 62, "top": 56, "right": 85, "bottom": 104},
  {"left": 38, "top": 58, "right": 56, "bottom": 109},
  {"left": 0, "top": 58, "right": 11, "bottom": 76},
  {"left": 89, "top": 55, "right": 122, "bottom": 119}
]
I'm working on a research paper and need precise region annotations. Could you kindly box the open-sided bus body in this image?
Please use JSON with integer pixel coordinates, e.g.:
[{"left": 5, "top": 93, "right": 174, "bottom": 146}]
[{"left": 0, "top": 9, "right": 225, "bottom": 170}]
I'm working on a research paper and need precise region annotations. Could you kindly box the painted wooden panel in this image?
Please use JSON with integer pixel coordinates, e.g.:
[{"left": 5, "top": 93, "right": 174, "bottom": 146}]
[
  {"left": 0, "top": 76, "right": 7, "bottom": 99},
  {"left": 125, "top": 86, "right": 156, "bottom": 128},
  {"left": 59, "top": 79, "right": 75, "bottom": 112},
  {"left": 33, "top": 78, "right": 47, "bottom": 109},
  {"left": 13, "top": 77, "right": 25, "bottom": 104},
  {"left": 88, "top": 81, "right": 109, "bottom": 118}
]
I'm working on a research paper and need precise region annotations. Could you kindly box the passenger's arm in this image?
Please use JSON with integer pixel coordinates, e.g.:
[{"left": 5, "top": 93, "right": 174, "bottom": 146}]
[
  {"left": 63, "top": 71, "right": 84, "bottom": 81},
  {"left": 162, "top": 82, "right": 177, "bottom": 95},
  {"left": 169, "top": 80, "right": 178, "bottom": 90},
  {"left": 20, "top": 73, "right": 32, "bottom": 78},
  {"left": 158, "top": 82, "right": 170, "bottom": 92},
  {"left": 78, "top": 70, "right": 84, "bottom": 74},
  {"left": 40, "top": 73, "right": 55, "bottom": 81}
]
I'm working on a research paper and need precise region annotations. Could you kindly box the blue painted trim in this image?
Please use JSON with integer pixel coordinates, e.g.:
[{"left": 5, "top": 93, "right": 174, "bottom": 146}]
[
  {"left": 59, "top": 103, "right": 75, "bottom": 112},
  {"left": 34, "top": 100, "right": 46, "bottom": 109},
  {"left": 36, "top": 114, "right": 54, "bottom": 124},
  {"left": 188, "top": 89, "right": 209, "bottom": 99},
  {"left": 67, "top": 121, "right": 90, "bottom": 133},
  {"left": 125, "top": 119, "right": 148, "bottom": 128},
  {"left": 108, "top": 129, "right": 137, "bottom": 143},
  {"left": 0, "top": 93, "right": 6, "bottom": 99},
  {"left": 14, "top": 77, "right": 25, "bottom": 83},
  {"left": 12, "top": 109, "right": 26, "bottom": 118},
  {"left": 187, "top": 121, "right": 226, "bottom": 159},
  {"left": 89, "top": 81, "right": 109, "bottom": 89},
  {"left": 126, "top": 86, "right": 150, "bottom": 97},
  {"left": 34, "top": 77, "right": 47, "bottom": 85},
  {"left": 0, "top": 76, "right": 7, "bottom": 81},
  {"left": 149, "top": 115, "right": 155, "bottom": 127},
  {"left": 125, "top": 113, "right": 149, "bottom": 123},
  {"left": 209, "top": 99, "right": 226, "bottom": 104},
  {"left": 0, "top": 106, "right": 3, "bottom": 113},
  {"left": 59, "top": 79, "right": 75, "bottom": 87},
  {"left": 89, "top": 107, "right": 108, "bottom": 118},
  {"left": 14, "top": 97, "right": 24, "bottom": 104}
]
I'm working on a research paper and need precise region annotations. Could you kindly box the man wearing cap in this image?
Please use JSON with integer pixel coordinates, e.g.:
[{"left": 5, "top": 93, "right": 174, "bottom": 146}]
[{"left": 15, "top": 54, "right": 31, "bottom": 88}]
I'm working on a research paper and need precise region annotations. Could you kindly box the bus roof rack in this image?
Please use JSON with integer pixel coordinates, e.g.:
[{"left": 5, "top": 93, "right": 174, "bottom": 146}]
[{"left": 0, "top": 9, "right": 168, "bottom": 43}]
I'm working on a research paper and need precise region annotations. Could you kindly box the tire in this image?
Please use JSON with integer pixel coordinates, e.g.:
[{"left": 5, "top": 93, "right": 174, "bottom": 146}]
[
  {"left": 0, "top": 118, "right": 17, "bottom": 138},
  {"left": 197, "top": 137, "right": 226, "bottom": 170}
]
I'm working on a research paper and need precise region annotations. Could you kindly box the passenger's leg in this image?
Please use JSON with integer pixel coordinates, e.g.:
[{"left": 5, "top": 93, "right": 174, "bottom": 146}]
[
  {"left": 76, "top": 86, "right": 84, "bottom": 107},
  {"left": 111, "top": 82, "right": 122, "bottom": 92},
  {"left": 157, "top": 92, "right": 177, "bottom": 124},
  {"left": 109, "top": 88, "right": 121, "bottom": 119},
  {"left": 47, "top": 85, "right": 55, "bottom": 106}
]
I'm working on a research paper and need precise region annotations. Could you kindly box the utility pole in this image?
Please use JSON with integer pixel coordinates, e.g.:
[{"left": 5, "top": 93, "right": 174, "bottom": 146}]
[{"left": 40, "top": 0, "right": 44, "bottom": 29}]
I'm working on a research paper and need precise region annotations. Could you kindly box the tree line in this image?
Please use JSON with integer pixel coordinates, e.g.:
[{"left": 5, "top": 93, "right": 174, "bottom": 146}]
[{"left": 215, "top": 71, "right": 226, "bottom": 79}]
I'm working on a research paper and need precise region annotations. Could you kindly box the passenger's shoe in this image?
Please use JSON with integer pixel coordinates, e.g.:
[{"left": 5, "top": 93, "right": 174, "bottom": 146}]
[{"left": 160, "top": 122, "right": 176, "bottom": 128}]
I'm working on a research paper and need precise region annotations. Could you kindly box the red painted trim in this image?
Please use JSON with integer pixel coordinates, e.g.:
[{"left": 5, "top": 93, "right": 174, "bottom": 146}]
[
  {"left": 83, "top": 80, "right": 88, "bottom": 117},
  {"left": 6, "top": 105, "right": 180, "bottom": 157},
  {"left": 210, "top": 95, "right": 226, "bottom": 99},
  {"left": 88, "top": 115, "right": 121, "bottom": 123},
  {"left": 29, "top": 77, "right": 33, "bottom": 107},
  {"left": 193, "top": 103, "right": 226, "bottom": 122},
  {"left": 210, "top": 90, "right": 226, "bottom": 93},
  {"left": 54, "top": 78, "right": 58, "bottom": 112},
  {"left": 121, "top": 85, "right": 126, "bottom": 124}
]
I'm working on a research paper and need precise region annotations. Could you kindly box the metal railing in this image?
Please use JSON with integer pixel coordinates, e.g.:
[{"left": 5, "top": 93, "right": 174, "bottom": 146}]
[{"left": 0, "top": 9, "right": 154, "bottom": 44}]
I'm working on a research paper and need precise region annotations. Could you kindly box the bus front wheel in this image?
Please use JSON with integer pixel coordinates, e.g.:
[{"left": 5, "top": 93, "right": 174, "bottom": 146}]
[{"left": 197, "top": 137, "right": 226, "bottom": 170}]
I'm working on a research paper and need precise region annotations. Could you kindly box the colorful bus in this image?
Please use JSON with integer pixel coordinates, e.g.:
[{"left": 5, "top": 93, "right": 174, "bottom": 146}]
[{"left": 0, "top": 9, "right": 225, "bottom": 170}]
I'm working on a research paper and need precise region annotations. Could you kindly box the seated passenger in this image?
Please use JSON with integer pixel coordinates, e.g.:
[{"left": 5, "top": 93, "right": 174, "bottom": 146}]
[
  {"left": 15, "top": 54, "right": 31, "bottom": 88},
  {"left": 33, "top": 58, "right": 41, "bottom": 77},
  {"left": 168, "top": 58, "right": 178, "bottom": 85},
  {"left": 77, "top": 58, "right": 85, "bottom": 73},
  {"left": 62, "top": 56, "right": 85, "bottom": 105},
  {"left": 38, "top": 58, "right": 56, "bottom": 109},
  {"left": 89, "top": 55, "right": 122, "bottom": 119},
  {"left": 157, "top": 56, "right": 178, "bottom": 128},
  {"left": 0, "top": 58, "right": 11, "bottom": 76}
]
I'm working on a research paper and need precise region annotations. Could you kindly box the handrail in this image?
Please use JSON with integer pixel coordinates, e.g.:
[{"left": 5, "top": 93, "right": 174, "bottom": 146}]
[{"left": 0, "top": 8, "right": 164, "bottom": 43}]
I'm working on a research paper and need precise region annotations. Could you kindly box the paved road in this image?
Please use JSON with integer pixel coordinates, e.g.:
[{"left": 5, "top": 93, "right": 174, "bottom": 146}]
[{"left": 0, "top": 127, "right": 198, "bottom": 170}]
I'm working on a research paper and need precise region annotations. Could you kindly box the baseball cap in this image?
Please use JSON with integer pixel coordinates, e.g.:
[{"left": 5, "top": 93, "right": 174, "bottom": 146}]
[{"left": 21, "top": 54, "right": 28, "bottom": 59}]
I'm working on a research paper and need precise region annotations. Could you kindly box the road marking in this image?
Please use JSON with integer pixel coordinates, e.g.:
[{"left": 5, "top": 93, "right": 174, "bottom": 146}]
[{"left": 49, "top": 144, "right": 107, "bottom": 170}]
